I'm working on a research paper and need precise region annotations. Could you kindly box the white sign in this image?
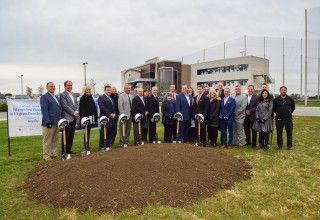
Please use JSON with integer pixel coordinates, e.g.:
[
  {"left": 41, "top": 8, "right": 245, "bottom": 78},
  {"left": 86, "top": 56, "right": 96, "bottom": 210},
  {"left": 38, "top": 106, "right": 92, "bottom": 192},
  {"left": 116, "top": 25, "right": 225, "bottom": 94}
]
[{"left": 8, "top": 99, "right": 42, "bottom": 137}]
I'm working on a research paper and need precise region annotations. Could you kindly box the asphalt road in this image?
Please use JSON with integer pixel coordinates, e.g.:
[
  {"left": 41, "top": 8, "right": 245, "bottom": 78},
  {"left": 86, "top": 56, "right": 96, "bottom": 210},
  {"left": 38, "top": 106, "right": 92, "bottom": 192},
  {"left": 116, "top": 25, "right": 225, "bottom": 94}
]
[
  {"left": 293, "top": 107, "right": 320, "bottom": 117},
  {"left": 0, "top": 107, "right": 319, "bottom": 121}
]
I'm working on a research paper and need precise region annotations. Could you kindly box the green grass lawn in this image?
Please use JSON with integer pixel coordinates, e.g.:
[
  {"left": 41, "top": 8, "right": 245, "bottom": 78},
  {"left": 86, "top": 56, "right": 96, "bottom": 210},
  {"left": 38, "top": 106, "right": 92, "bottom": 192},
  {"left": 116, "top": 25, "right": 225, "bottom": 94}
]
[{"left": 0, "top": 117, "right": 320, "bottom": 219}]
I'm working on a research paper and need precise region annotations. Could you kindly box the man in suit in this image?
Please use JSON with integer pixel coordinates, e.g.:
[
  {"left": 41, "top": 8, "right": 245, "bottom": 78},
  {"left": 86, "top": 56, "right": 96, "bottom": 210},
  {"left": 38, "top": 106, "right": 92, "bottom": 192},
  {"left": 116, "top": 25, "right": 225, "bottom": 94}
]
[
  {"left": 215, "top": 82, "right": 225, "bottom": 100},
  {"left": 118, "top": 84, "right": 133, "bottom": 148},
  {"left": 244, "top": 85, "right": 259, "bottom": 147},
  {"left": 193, "top": 84, "right": 209, "bottom": 146},
  {"left": 60, "top": 80, "right": 79, "bottom": 159},
  {"left": 219, "top": 88, "right": 236, "bottom": 148},
  {"left": 110, "top": 86, "right": 119, "bottom": 144},
  {"left": 40, "top": 82, "right": 62, "bottom": 161},
  {"left": 148, "top": 86, "right": 160, "bottom": 143},
  {"left": 132, "top": 87, "right": 148, "bottom": 145},
  {"left": 98, "top": 85, "right": 117, "bottom": 151},
  {"left": 232, "top": 85, "right": 247, "bottom": 146},
  {"left": 175, "top": 84, "right": 193, "bottom": 143}
]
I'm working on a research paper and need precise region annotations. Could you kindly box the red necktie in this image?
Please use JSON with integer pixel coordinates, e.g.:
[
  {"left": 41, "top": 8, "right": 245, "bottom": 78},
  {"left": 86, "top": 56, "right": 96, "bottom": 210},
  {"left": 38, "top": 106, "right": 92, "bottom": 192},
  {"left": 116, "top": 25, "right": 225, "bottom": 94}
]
[{"left": 196, "top": 95, "right": 201, "bottom": 105}]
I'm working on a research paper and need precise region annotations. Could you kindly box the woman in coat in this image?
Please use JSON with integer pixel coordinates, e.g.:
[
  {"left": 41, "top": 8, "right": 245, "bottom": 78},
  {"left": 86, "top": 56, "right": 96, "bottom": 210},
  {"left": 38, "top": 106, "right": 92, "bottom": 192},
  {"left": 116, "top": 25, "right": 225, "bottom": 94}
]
[
  {"left": 161, "top": 93, "right": 176, "bottom": 143},
  {"left": 79, "top": 86, "right": 98, "bottom": 154},
  {"left": 188, "top": 87, "right": 197, "bottom": 142},
  {"left": 253, "top": 89, "right": 273, "bottom": 150},
  {"left": 207, "top": 90, "right": 221, "bottom": 147},
  {"left": 143, "top": 89, "right": 150, "bottom": 142}
]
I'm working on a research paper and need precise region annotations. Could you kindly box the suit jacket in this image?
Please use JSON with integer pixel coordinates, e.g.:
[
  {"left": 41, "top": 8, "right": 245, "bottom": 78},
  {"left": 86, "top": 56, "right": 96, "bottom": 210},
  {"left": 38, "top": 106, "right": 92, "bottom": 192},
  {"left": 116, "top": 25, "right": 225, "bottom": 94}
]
[
  {"left": 233, "top": 93, "right": 247, "bottom": 119},
  {"left": 193, "top": 94, "right": 209, "bottom": 120},
  {"left": 40, "top": 92, "right": 62, "bottom": 126},
  {"left": 215, "top": 89, "right": 225, "bottom": 99},
  {"left": 131, "top": 95, "right": 147, "bottom": 123},
  {"left": 147, "top": 94, "right": 160, "bottom": 120},
  {"left": 60, "top": 90, "right": 78, "bottom": 122},
  {"left": 175, "top": 93, "right": 192, "bottom": 120},
  {"left": 98, "top": 94, "right": 116, "bottom": 121},
  {"left": 219, "top": 96, "right": 236, "bottom": 120},
  {"left": 207, "top": 99, "right": 221, "bottom": 127},
  {"left": 118, "top": 92, "right": 133, "bottom": 120},
  {"left": 245, "top": 94, "right": 259, "bottom": 122},
  {"left": 110, "top": 93, "right": 119, "bottom": 119}
]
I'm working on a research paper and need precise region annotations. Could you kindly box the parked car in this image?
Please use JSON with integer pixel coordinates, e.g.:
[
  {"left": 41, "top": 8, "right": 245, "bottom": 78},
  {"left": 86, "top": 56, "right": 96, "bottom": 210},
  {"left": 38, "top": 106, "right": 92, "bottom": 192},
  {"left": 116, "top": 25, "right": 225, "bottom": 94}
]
[{"left": 11, "top": 95, "right": 32, "bottom": 100}]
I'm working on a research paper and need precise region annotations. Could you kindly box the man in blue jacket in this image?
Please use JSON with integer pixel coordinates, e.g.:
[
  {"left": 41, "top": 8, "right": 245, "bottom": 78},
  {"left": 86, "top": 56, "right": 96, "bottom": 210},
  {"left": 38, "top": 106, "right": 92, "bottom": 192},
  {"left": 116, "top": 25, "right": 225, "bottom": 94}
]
[
  {"left": 40, "top": 82, "right": 62, "bottom": 161},
  {"left": 98, "top": 85, "right": 117, "bottom": 151},
  {"left": 219, "top": 88, "right": 236, "bottom": 148},
  {"left": 175, "top": 84, "right": 193, "bottom": 143}
]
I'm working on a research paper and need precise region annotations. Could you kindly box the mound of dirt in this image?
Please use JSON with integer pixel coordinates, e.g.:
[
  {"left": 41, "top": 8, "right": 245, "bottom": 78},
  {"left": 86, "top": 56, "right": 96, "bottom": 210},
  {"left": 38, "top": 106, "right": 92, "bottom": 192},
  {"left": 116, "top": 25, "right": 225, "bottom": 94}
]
[{"left": 22, "top": 143, "right": 251, "bottom": 212}]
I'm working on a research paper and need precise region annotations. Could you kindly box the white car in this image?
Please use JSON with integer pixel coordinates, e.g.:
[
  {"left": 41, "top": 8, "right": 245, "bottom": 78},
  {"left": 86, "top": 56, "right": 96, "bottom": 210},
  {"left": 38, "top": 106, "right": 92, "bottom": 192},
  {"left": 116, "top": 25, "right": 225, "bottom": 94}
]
[{"left": 11, "top": 95, "right": 32, "bottom": 100}]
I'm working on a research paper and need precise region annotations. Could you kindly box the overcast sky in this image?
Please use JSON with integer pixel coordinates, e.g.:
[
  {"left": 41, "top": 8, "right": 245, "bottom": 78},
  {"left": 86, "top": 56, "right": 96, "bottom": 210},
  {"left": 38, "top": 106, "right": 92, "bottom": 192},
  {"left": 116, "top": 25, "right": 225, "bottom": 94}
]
[{"left": 0, "top": 0, "right": 319, "bottom": 95}]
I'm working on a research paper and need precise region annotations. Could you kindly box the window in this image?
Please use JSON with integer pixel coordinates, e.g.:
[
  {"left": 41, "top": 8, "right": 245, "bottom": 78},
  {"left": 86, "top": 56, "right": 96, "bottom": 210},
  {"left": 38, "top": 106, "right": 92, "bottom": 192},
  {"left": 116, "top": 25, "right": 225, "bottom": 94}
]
[{"left": 197, "top": 64, "right": 249, "bottom": 75}]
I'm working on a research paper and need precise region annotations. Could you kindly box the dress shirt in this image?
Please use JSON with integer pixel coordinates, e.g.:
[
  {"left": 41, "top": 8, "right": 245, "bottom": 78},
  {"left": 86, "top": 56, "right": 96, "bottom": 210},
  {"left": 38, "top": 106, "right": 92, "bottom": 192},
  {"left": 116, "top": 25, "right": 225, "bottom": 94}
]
[{"left": 224, "top": 96, "right": 229, "bottom": 106}]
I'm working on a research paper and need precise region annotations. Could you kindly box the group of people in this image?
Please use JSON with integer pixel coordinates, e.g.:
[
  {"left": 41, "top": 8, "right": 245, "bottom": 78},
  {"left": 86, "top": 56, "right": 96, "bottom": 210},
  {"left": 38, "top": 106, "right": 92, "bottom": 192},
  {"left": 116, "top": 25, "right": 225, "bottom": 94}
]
[{"left": 40, "top": 80, "right": 295, "bottom": 161}]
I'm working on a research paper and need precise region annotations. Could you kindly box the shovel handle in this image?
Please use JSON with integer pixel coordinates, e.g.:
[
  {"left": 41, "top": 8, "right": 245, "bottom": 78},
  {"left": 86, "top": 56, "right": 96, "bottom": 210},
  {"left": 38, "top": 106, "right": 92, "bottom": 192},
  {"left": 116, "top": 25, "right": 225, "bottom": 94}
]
[
  {"left": 122, "top": 123, "right": 126, "bottom": 136},
  {"left": 104, "top": 125, "right": 106, "bottom": 140}
]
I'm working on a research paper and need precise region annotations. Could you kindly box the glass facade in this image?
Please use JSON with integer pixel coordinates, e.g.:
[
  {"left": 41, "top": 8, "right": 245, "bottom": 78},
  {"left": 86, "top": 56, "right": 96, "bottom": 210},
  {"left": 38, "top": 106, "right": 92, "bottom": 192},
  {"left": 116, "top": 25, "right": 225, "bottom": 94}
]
[
  {"left": 198, "top": 79, "right": 248, "bottom": 88},
  {"left": 197, "top": 64, "right": 248, "bottom": 75}
]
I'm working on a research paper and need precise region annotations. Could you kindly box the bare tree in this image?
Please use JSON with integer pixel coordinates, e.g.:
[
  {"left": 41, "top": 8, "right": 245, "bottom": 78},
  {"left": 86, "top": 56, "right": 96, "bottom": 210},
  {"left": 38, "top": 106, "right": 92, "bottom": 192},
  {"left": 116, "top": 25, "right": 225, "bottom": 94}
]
[
  {"left": 37, "top": 84, "right": 45, "bottom": 96},
  {"left": 26, "top": 86, "right": 33, "bottom": 97},
  {"left": 88, "top": 78, "right": 97, "bottom": 96}
]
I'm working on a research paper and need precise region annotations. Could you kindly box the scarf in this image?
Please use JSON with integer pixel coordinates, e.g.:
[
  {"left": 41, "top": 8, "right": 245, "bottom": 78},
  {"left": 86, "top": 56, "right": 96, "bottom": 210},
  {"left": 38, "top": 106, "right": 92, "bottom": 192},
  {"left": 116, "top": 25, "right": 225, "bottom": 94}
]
[{"left": 167, "top": 99, "right": 174, "bottom": 118}]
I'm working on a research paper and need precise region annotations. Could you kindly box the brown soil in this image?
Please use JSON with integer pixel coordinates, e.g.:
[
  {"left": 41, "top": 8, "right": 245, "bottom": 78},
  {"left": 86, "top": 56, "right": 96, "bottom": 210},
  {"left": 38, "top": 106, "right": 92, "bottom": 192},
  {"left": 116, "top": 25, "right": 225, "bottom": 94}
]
[{"left": 22, "top": 143, "right": 251, "bottom": 213}]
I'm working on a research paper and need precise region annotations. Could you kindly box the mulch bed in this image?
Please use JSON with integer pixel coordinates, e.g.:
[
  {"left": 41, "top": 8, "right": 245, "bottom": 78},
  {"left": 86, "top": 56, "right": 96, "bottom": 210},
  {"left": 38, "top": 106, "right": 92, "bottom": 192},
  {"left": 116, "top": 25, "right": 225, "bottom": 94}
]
[{"left": 21, "top": 143, "right": 251, "bottom": 213}]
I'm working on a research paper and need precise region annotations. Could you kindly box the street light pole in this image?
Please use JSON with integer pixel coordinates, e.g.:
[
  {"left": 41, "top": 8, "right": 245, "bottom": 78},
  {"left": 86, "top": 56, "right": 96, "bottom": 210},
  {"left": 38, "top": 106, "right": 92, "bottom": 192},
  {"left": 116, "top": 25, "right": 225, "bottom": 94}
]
[
  {"left": 82, "top": 62, "right": 88, "bottom": 86},
  {"left": 20, "top": 74, "right": 23, "bottom": 94}
]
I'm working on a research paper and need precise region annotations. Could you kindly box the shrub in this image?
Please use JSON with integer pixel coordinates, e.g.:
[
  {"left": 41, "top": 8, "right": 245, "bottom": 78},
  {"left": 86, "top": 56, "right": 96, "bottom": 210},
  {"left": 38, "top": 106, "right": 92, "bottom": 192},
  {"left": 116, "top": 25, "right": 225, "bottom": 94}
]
[{"left": 0, "top": 103, "right": 8, "bottom": 112}]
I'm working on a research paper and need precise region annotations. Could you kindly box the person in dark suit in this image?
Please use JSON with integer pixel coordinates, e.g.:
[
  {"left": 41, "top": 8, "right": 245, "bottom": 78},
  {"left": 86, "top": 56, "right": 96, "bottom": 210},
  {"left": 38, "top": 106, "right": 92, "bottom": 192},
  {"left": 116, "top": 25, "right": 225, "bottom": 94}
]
[
  {"left": 207, "top": 90, "right": 220, "bottom": 147},
  {"left": 40, "top": 82, "right": 62, "bottom": 161},
  {"left": 79, "top": 86, "right": 98, "bottom": 154},
  {"left": 147, "top": 86, "right": 160, "bottom": 143},
  {"left": 219, "top": 88, "right": 236, "bottom": 148},
  {"left": 98, "top": 85, "right": 117, "bottom": 151},
  {"left": 175, "top": 84, "right": 193, "bottom": 143},
  {"left": 193, "top": 84, "right": 209, "bottom": 146},
  {"left": 132, "top": 88, "right": 148, "bottom": 145},
  {"left": 60, "top": 80, "right": 79, "bottom": 159},
  {"left": 215, "top": 82, "right": 225, "bottom": 100},
  {"left": 162, "top": 93, "right": 176, "bottom": 143},
  {"left": 143, "top": 89, "right": 150, "bottom": 142},
  {"left": 244, "top": 85, "right": 259, "bottom": 147},
  {"left": 110, "top": 86, "right": 119, "bottom": 144}
]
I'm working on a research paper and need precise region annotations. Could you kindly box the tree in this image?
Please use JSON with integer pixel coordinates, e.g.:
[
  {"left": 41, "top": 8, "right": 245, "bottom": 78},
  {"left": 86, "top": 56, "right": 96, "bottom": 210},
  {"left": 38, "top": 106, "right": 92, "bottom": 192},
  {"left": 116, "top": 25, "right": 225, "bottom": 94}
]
[
  {"left": 37, "top": 84, "right": 45, "bottom": 96},
  {"left": 88, "top": 78, "right": 97, "bottom": 96},
  {"left": 26, "top": 86, "right": 33, "bottom": 97}
]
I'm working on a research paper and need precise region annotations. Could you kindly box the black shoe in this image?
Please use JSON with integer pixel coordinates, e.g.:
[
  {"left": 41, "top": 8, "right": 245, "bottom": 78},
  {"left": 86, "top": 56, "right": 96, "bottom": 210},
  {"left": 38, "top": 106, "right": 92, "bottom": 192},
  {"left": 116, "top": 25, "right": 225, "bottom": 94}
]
[
  {"left": 287, "top": 147, "right": 292, "bottom": 150},
  {"left": 243, "top": 143, "right": 251, "bottom": 146},
  {"left": 263, "top": 145, "right": 269, "bottom": 151},
  {"left": 251, "top": 145, "right": 257, "bottom": 148},
  {"left": 278, "top": 146, "right": 282, "bottom": 150}
]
